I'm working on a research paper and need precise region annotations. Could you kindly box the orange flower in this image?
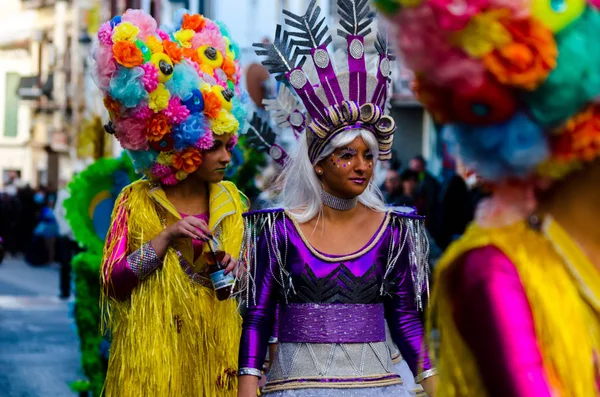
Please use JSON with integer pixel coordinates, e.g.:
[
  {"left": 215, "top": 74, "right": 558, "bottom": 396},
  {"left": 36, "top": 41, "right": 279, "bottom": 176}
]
[
  {"left": 551, "top": 104, "right": 600, "bottom": 163},
  {"left": 202, "top": 89, "right": 223, "bottom": 119},
  {"left": 103, "top": 96, "right": 121, "bottom": 118},
  {"left": 182, "top": 47, "right": 201, "bottom": 65},
  {"left": 182, "top": 13, "right": 206, "bottom": 32},
  {"left": 163, "top": 40, "right": 183, "bottom": 63},
  {"left": 483, "top": 18, "right": 557, "bottom": 91},
  {"left": 113, "top": 41, "right": 144, "bottom": 67},
  {"left": 412, "top": 76, "right": 452, "bottom": 124},
  {"left": 146, "top": 114, "right": 171, "bottom": 142},
  {"left": 222, "top": 58, "right": 237, "bottom": 79},
  {"left": 173, "top": 148, "right": 203, "bottom": 173}
]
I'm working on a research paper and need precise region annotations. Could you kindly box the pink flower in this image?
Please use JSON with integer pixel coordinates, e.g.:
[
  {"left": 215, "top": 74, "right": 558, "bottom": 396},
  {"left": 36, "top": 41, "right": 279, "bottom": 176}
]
[
  {"left": 157, "top": 29, "right": 170, "bottom": 41},
  {"left": 226, "top": 134, "right": 238, "bottom": 150},
  {"left": 92, "top": 44, "right": 117, "bottom": 91},
  {"left": 115, "top": 117, "right": 148, "bottom": 150},
  {"left": 196, "top": 131, "right": 214, "bottom": 151},
  {"left": 98, "top": 22, "right": 113, "bottom": 46},
  {"left": 139, "top": 63, "right": 159, "bottom": 92},
  {"left": 131, "top": 105, "right": 153, "bottom": 121},
  {"left": 122, "top": 9, "right": 157, "bottom": 40},
  {"left": 392, "top": 4, "right": 485, "bottom": 92},
  {"left": 191, "top": 29, "right": 226, "bottom": 55},
  {"left": 162, "top": 97, "right": 191, "bottom": 124},
  {"left": 161, "top": 173, "right": 179, "bottom": 185},
  {"left": 428, "top": 0, "right": 488, "bottom": 31},
  {"left": 151, "top": 163, "right": 172, "bottom": 177},
  {"left": 488, "top": 0, "right": 530, "bottom": 18}
]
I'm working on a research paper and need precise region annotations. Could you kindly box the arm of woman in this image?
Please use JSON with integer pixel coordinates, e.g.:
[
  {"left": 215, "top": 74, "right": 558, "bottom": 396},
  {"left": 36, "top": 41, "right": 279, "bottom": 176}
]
[
  {"left": 384, "top": 227, "right": 436, "bottom": 393},
  {"left": 103, "top": 191, "right": 211, "bottom": 300},
  {"left": 451, "top": 246, "right": 553, "bottom": 397},
  {"left": 238, "top": 221, "right": 281, "bottom": 397}
]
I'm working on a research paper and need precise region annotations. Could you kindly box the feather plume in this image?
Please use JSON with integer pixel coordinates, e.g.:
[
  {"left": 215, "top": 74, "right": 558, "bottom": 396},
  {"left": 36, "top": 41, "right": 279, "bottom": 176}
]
[
  {"left": 263, "top": 85, "right": 305, "bottom": 129},
  {"left": 283, "top": 0, "right": 332, "bottom": 54},
  {"left": 253, "top": 24, "right": 305, "bottom": 82},
  {"left": 337, "top": 0, "right": 373, "bottom": 39}
]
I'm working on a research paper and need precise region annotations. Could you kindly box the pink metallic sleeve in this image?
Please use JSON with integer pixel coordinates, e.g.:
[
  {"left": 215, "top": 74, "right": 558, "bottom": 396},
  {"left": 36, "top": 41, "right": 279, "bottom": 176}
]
[
  {"left": 102, "top": 201, "right": 162, "bottom": 300},
  {"left": 451, "top": 246, "right": 553, "bottom": 397}
]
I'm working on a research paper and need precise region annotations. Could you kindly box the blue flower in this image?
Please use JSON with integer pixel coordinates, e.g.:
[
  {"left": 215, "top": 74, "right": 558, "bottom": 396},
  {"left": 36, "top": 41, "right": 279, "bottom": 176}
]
[
  {"left": 109, "top": 67, "right": 147, "bottom": 108},
  {"left": 443, "top": 112, "right": 549, "bottom": 180},
  {"left": 127, "top": 148, "right": 157, "bottom": 174},
  {"left": 183, "top": 89, "right": 204, "bottom": 113},
  {"left": 173, "top": 114, "right": 207, "bottom": 151}
]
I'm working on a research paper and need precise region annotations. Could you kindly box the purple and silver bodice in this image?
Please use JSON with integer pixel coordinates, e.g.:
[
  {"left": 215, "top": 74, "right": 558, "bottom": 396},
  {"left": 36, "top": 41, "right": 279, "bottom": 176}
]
[{"left": 238, "top": 209, "right": 434, "bottom": 393}]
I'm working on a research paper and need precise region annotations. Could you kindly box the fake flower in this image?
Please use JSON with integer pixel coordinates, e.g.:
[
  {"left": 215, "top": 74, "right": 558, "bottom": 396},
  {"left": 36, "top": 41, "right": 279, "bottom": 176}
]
[
  {"left": 183, "top": 89, "right": 205, "bottom": 113},
  {"left": 140, "top": 63, "right": 159, "bottom": 92},
  {"left": 163, "top": 40, "right": 183, "bottom": 63},
  {"left": 192, "top": 29, "right": 227, "bottom": 56},
  {"left": 173, "top": 113, "right": 207, "bottom": 151},
  {"left": 149, "top": 83, "right": 170, "bottom": 112},
  {"left": 121, "top": 9, "right": 157, "bottom": 40},
  {"left": 429, "top": 0, "right": 488, "bottom": 31},
  {"left": 174, "top": 29, "right": 195, "bottom": 49},
  {"left": 531, "top": 0, "right": 586, "bottom": 33},
  {"left": 226, "top": 133, "right": 239, "bottom": 150},
  {"left": 176, "top": 170, "right": 189, "bottom": 181},
  {"left": 450, "top": 76, "right": 517, "bottom": 125},
  {"left": 109, "top": 67, "right": 147, "bottom": 108},
  {"left": 451, "top": 10, "right": 512, "bottom": 58},
  {"left": 103, "top": 96, "right": 121, "bottom": 118},
  {"left": 131, "top": 104, "right": 153, "bottom": 121},
  {"left": 149, "top": 134, "right": 174, "bottom": 152},
  {"left": 146, "top": 36, "right": 163, "bottom": 54},
  {"left": 182, "top": 13, "right": 206, "bottom": 32},
  {"left": 157, "top": 152, "right": 174, "bottom": 165},
  {"left": 412, "top": 76, "right": 453, "bottom": 123},
  {"left": 163, "top": 97, "right": 191, "bottom": 124},
  {"left": 146, "top": 113, "right": 171, "bottom": 142},
  {"left": 114, "top": 117, "right": 148, "bottom": 151},
  {"left": 112, "top": 22, "right": 139, "bottom": 42},
  {"left": 151, "top": 163, "right": 171, "bottom": 178},
  {"left": 483, "top": 18, "right": 558, "bottom": 90},
  {"left": 550, "top": 104, "right": 600, "bottom": 162},
  {"left": 173, "top": 147, "right": 203, "bottom": 173},
  {"left": 113, "top": 41, "right": 143, "bottom": 67},
  {"left": 202, "top": 87, "right": 223, "bottom": 119},
  {"left": 196, "top": 132, "right": 215, "bottom": 150},
  {"left": 98, "top": 22, "right": 113, "bottom": 45},
  {"left": 210, "top": 109, "right": 239, "bottom": 135}
]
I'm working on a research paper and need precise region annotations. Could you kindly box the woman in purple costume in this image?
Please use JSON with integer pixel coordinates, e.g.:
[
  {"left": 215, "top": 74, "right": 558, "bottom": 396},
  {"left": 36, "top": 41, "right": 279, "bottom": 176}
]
[{"left": 236, "top": 2, "right": 438, "bottom": 396}]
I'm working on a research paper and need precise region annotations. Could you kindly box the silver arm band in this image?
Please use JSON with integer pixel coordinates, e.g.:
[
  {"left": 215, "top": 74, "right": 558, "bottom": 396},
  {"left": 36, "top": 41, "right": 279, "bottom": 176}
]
[
  {"left": 127, "top": 241, "right": 162, "bottom": 280},
  {"left": 415, "top": 368, "right": 438, "bottom": 383},
  {"left": 238, "top": 367, "right": 263, "bottom": 378}
]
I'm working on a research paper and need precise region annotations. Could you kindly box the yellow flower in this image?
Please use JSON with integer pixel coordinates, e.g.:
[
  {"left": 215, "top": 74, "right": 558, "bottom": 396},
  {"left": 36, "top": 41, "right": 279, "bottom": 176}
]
[
  {"left": 536, "top": 158, "right": 582, "bottom": 180},
  {"left": 149, "top": 83, "right": 170, "bottom": 112},
  {"left": 173, "top": 29, "right": 195, "bottom": 49},
  {"left": 112, "top": 22, "right": 140, "bottom": 42},
  {"left": 175, "top": 170, "right": 189, "bottom": 181},
  {"left": 157, "top": 152, "right": 174, "bottom": 165},
  {"left": 211, "top": 109, "right": 239, "bottom": 135},
  {"left": 451, "top": 10, "right": 512, "bottom": 58},
  {"left": 146, "top": 36, "right": 163, "bottom": 54}
]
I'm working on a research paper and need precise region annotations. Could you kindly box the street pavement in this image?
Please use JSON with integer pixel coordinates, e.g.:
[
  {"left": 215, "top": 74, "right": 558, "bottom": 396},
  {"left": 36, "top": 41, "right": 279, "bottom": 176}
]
[{"left": 0, "top": 256, "right": 81, "bottom": 397}]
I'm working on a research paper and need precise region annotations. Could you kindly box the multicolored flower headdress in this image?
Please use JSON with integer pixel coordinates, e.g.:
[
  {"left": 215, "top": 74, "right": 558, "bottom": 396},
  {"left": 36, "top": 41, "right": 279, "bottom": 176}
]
[
  {"left": 255, "top": 0, "right": 396, "bottom": 164},
  {"left": 93, "top": 9, "right": 247, "bottom": 185},
  {"left": 375, "top": 0, "right": 600, "bottom": 181}
]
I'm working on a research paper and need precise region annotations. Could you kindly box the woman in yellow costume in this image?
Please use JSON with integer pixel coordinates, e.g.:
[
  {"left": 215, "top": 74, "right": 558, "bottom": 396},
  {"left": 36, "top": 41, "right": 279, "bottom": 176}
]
[
  {"left": 376, "top": 0, "right": 600, "bottom": 395},
  {"left": 92, "top": 8, "right": 248, "bottom": 396}
]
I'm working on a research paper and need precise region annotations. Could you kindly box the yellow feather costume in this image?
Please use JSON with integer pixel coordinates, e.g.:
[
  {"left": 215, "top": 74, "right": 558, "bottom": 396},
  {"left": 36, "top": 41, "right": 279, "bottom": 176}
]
[
  {"left": 101, "top": 179, "right": 247, "bottom": 397},
  {"left": 430, "top": 217, "right": 600, "bottom": 397}
]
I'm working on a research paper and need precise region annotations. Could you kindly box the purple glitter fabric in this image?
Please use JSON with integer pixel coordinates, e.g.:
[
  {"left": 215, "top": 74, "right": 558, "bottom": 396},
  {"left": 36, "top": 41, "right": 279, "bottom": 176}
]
[
  {"left": 238, "top": 210, "right": 432, "bottom": 376},
  {"left": 278, "top": 303, "right": 386, "bottom": 343}
]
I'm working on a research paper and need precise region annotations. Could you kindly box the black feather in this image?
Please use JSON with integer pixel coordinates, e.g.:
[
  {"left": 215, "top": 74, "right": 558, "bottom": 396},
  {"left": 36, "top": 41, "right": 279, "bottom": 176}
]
[
  {"left": 246, "top": 113, "right": 277, "bottom": 152},
  {"left": 253, "top": 24, "right": 305, "bottom": 82},
  {"left": 283, "top": 0, "right": 332, "bottom": 53},
  {"left": 337, "top": 0, "right": 373, "bottom": 39},
  {"left": 375, "top": 30, "right": 396, "bottom": 61}
]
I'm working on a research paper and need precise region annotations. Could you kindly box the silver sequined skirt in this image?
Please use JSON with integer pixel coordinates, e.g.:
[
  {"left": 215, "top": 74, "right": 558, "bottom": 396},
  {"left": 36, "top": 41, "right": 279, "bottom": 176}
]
[{"left": 264, "top": 384, "right": 416, "bottom": 396}]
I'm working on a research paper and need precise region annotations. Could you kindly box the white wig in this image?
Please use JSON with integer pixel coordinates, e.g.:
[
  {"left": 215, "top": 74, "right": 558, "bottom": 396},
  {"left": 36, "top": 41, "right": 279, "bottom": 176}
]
[{"left": 278, "top": 129, "right": 387, "bottom": 223}]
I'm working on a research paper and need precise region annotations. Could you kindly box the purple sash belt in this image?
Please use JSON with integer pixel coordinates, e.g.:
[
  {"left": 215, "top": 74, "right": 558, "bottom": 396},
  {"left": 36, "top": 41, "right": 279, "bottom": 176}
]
[{"left": 278, "top": 303, "right": 386, "bottom": 343}]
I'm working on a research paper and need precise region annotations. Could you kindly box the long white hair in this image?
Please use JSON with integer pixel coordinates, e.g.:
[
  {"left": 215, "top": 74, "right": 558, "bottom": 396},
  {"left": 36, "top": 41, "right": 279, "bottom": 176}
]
[{"left": 278, "top": 129, "right": 387, "bottom": 223}]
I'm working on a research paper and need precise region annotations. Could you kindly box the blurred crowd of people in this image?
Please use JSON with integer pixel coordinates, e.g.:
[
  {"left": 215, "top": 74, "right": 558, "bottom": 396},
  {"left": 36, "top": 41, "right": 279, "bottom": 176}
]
[
  {"left": 382, "top": 154, "right": 487, "bottom": 263},
  {"left": 0, "top": 173, "right": 76, "bottom": 298}
]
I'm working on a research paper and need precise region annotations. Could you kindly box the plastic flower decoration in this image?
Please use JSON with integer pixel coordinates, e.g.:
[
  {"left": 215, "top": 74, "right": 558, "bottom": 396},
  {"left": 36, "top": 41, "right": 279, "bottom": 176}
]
[
  {"left": 377, "top": 0, "right": 600, "bottom": 182},
  {"left": 93, "top": 9, "right": 247, "bottom": 185}
]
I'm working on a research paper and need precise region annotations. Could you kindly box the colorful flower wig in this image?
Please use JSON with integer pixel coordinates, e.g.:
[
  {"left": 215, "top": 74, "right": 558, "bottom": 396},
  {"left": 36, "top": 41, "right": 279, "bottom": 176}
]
[
  {"left": 93, "top": 9, "right": 247, "bottom": 185},
  {"left": 376, "top": 0, "right": 600, "bottom": 182}
]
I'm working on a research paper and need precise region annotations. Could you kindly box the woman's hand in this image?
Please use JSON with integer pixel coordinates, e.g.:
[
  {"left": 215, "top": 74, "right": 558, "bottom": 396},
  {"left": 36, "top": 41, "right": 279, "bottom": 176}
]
[
  {"left": 221, "top": 253, "right": 237, "bottom": 275},
  {"left": 151, "top": 216, "right": 211, "bottom": 259},
  {"left": 163, "top": 216, "right": 211, "bottom": 242}
]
